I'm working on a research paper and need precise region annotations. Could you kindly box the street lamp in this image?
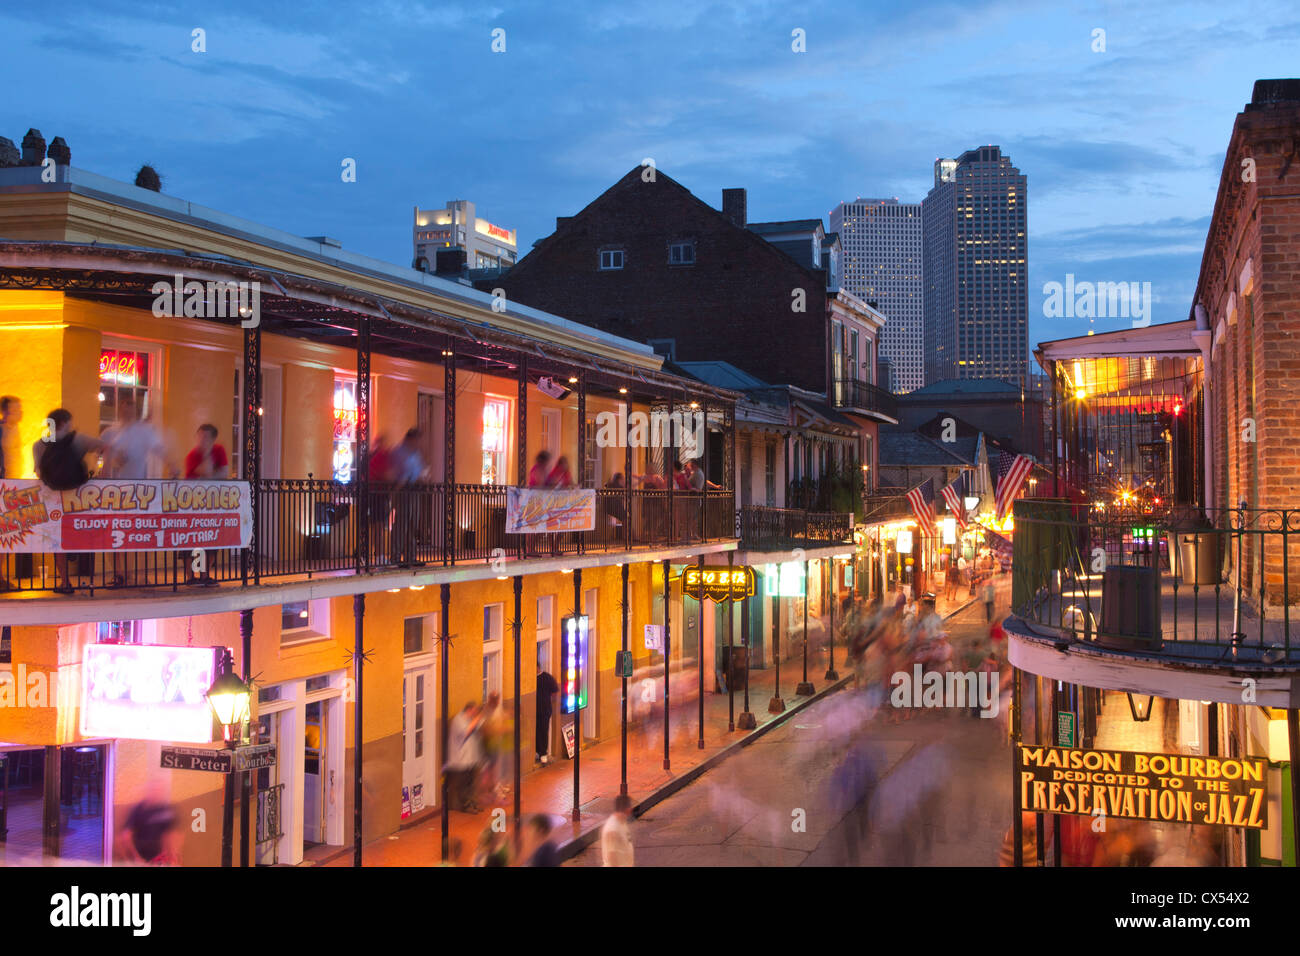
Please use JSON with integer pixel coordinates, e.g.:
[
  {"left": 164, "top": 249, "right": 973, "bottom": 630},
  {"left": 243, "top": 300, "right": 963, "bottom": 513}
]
[
  {"left": 206, "top": 649, "right": 250, "bottom": 867},
  {"left": 1125, "top": 692, "right": 1154, "bottom": 722}
]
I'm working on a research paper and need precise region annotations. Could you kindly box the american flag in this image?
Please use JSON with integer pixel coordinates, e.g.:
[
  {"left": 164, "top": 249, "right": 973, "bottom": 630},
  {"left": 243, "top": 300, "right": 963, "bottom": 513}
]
[
  {"left": 994, "top": 451, "right": 1035, "bottom": 522},
  {"left": 941, "top": 473, "right": 968, "bottom": 530},
  {"left": 905, "top": 478, "right": 937, "bottom": 537}
]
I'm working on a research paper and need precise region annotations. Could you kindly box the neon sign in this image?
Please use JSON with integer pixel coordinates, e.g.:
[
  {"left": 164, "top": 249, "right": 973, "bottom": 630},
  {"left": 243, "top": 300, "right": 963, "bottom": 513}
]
[
  {"left": 682, "top": 565, "right": 755, "bottom": 602},
  {"left": 762, "top": 562, "right": 806, "bottom": 598},
  {"left": 560, "top": 615, "right": 588, "bottom": 715},
  {"left": 99, "top": 349, "right": 140, "bottom": 386},
  {"left": 81, "top": 643, "right": 221, "bottom": 743}
]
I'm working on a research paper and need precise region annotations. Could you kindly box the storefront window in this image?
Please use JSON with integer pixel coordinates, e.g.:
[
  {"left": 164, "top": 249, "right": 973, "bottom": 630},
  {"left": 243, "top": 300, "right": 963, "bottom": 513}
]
[
  {"left": 481, "top": 398, "right": 508, "bottom": 485},
  {"left": 332, "top": 378, "right": 357, "bottom": 482},
  {"left": 98, "top": 348, "right": 153, "bottom": 435}
]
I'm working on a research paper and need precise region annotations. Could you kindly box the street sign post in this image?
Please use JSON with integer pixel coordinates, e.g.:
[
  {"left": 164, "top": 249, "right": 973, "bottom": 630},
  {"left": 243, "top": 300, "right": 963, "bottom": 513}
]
[
  {"left": 160, "top": 746, "right": 233, "bottom": 773},
  {"left": 235, "top": 743, "right": 277, "bottom": 772},
  {"left": 1055, "top": 711, "right": 1076, "bottom": 748}
]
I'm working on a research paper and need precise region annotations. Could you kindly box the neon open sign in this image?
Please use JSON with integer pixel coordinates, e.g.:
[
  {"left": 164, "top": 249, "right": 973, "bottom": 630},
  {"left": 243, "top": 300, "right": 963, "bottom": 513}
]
[
  {"left": 80, "top": 643, "right": 221, "bottom": 743},
  {"left": 560, "top": 615, "right": 588, "bottom": 715}
]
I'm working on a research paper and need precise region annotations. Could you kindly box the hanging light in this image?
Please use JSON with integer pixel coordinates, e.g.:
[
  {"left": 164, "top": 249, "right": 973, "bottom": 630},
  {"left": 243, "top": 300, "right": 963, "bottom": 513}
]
[
  {"left": 1125, "top": 692, "right": 1154, "bottom": 722},
  {"left": 206, "top": 655, "right": 251, "bottom": 736}
]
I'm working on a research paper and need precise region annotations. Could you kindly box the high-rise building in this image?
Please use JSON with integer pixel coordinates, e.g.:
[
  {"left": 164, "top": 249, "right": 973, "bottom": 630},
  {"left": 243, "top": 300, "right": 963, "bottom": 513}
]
[
  {"left": 921, "top": 146, "right": 1028, "bottom": 389},
  {"left": 412, "top": 199, "right": 517, "bottom": 273},
  {"left": 830, "top": 198, "right": 923, "bottom": 392}
]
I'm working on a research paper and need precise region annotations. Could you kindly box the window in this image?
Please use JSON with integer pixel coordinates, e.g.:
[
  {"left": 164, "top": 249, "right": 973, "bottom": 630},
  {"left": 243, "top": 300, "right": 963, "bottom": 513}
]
[
  {"left": 599, "top": 249, "right": 624, "bottom": 270},
  {"left": 404, "top": 617, "right": 425, "bottom": 656},
  {"left": 483, "top": 603, "right": 504, "bottom": 701},
  {"left": 96, "top": 620, "right": 145, "bottom": 644},
  {"left": 333, "top": 377, "right": 358, "bottom": 483},
  {"left": 481, "top": 398, "right": 510, "bottom": 485},
  {"left": 536, "top": 595, "right": 554, "bottom": 674},
  {"left": 668, "top": 241, "right": 695, "bottom": 265},
  {"left": 281, "top": 599, "right": 331, "bottom": 644},
  {"left": 99, "top": 347, "right": 155, "bottom": 437},
  {"left": 764, "top": 442, "right": 776, "bottom": 505}
]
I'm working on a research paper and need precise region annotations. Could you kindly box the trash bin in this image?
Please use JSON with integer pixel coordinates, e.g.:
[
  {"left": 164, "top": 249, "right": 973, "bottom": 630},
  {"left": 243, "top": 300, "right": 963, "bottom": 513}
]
[
  {"left": 1178, "top": 532, "right": 1224, "bottom": 586},
  {"left": 1099, "top": 565, "right": 1161, "bottom": 648}
]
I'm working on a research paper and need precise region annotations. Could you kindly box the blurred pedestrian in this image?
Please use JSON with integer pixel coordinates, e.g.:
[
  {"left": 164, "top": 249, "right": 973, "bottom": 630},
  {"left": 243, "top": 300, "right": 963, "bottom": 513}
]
[
  {"left": 481, "top": 691, "right": 512, "bottom": 802},
  {"left": 389, "top": 428, "right": 426, "bottom": 567},
  {"left": 525, "top": 814, "right": 561, "bottom": 867},
  {"left": 536, "top": 663, "right": 559, "bottom": 765},
  {"left": 546, "top": 455, "right": 574, "bottom": 488},
  {"left": 34, "top": 408, "right": 103, "bottom": 594},
  {"left": 471, "top": 820, "right": 511, "bottom": 867},
  {"left": 601, "top": 794, "right": 634, "bottom": 866},
  {"left": 182, "top": 424, "right": 229, "bottom": 586},
  {"left": 115, "top": 780, "right": 181, "bottom": 865},
  {"left": 446, "top": 701, "right": 484, "bottom": 813},
  {"left": 983, "top": 578, "right": 996, "bottom": 621},
  {"left": 527, "top": 450, "right": 551, "bottom": 487}
]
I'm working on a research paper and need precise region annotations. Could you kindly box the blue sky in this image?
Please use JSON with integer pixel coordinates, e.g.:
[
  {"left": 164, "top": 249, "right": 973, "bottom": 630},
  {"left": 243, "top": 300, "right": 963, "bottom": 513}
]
[{"left": 2, "top": 0, "right": 1296, "bottom": 353}]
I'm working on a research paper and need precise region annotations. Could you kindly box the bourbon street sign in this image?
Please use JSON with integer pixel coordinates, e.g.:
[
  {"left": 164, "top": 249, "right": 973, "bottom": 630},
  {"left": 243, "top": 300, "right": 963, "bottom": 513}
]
[
  {"left": 1018, "top": 745, "right": 1267, "bottom": 829},
  {"left": 682, "top": 565, "right": 755, "bottom": 602}
]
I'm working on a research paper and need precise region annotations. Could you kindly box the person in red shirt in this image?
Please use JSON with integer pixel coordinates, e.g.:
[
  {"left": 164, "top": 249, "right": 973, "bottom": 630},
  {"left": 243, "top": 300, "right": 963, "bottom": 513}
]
[
  {"left": 184, "top": 424, "right": 229, "bottom": 479},
  {"left": 183, "top": 425, "right": 228, "bottom": 586}
]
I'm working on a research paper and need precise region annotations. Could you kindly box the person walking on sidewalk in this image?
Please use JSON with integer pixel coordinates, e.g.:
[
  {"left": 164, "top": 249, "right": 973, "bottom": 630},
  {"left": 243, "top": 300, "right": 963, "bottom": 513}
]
[
  {"left": 446, "top": 701, "right": 484, "bottom": 813},
  {"left": 983, "top": 578, "right": 996, "bottom": 622},
  {"left": 525, "top": 815, "right": 561, "bottom": 867},
  {"left": 601, "top": 795, "right": 635, "bottom": 867},
  {"left": 535, "top": 663, "right": 559, "bottom": 766}
]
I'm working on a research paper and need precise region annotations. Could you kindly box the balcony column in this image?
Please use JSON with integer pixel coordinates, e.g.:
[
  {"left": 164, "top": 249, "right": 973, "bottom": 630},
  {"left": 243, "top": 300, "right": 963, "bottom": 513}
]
[
  {"left": 572, "top": 568, "right": 582, "bottom": 820},
  {"left": 356, "top": 317, "right": 371, "bottom": 573},
  {"left": 242, "top": 321, "right": 262, "bottom": 586},
  {"left": 512, "top": 574, "right": 523, "bottom": 831},
  {"left": 240, "top": 608, "right": 253, "bottom": 867},
  {"left": 624, "top": 414, "right": 633, "bottom": 550},
  {"left": 352, "top": 594, "right": 364, "bottom": 867},
  {"left": 620, "top": 561, "right": 629, "bottom": 796},
  {"left": 443, "top": 346, "right": 456, "bottom": 566},
  {"left": 666, "top": 396, "right": 675, "bottom": 542},
  {"left": 696, "top": 552, "right": 705, "bottom": 749},
  {"left": 1289, "top": 709, "right": 1300, "bottom": 868},
  {"left": 662, "top": 558, "right": 672, "bottom": 769},
  {"left": 795, "top": 557, "right": 814, "bottom": 696},
  {"left": 517, "top": 359, "right": 528, "bottom": 559},
  {"left": 738, "top": 579, "right": 756, "bottom": 729},
  {"left": 727, "top": 550, "right": 735, "bottom": 731},
  {"left": 699, "top": 399, "right": 708, "bottom": 540},
  {"left": 576, "top": 375, "right": 585, "bottom": 556},
  {"left": 439, "top": 582, "right": 452, "bottom": 859},
  {"left": 768, "top": 585, "right": 784, "bottom": 713},
  {"left": 825, "top": 557, "right": 838, "bottom": 681}
]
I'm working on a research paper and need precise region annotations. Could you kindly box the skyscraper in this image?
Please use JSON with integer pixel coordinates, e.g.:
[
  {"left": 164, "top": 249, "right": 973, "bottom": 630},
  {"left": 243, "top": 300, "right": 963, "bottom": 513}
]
[
  {"left": 922, "top": 146, "right": 1028, "bottom": 389},
  {"left": 830, "top": 198, "right": 924, "bottom": 392}
]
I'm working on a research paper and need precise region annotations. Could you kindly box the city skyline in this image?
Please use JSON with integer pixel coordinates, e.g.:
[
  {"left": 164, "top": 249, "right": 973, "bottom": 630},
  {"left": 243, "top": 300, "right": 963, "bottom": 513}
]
[{"left": 2, "top": 1, "right": 1295, "bottom": 358}]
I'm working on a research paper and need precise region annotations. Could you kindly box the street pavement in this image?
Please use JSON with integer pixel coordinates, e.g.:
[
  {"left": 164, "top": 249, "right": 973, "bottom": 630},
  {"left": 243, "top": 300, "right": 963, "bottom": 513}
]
[{"left": 570, "top": 576, "right": 1015, "bottom": 866}]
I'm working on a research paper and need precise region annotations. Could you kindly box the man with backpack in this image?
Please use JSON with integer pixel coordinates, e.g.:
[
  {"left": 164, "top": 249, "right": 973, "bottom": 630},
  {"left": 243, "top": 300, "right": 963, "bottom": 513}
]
[{"left": 33, "top": 408, "right": 103, "bottom": 594}]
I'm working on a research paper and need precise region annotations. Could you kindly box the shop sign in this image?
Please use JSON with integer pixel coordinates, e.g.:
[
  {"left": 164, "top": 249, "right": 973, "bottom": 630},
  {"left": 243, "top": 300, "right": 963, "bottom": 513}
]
[
  {"left": 505, "top": 487, "right": 596, "bottom": 534},
  {"left": 161, "top": 746, "right": 233, "bottom": 773},
  {"left": 0, "top": 479, "right": 252, "bottom": 554},
  {"left": 643, "top": 624, "right": 663, "bottom": 652},
  {"left": 561, "top": 720, "right": 576, "bottom": 759},
  {"left": 1055, "top": 711, "right": 1075, "bottom": 747},
  {"left": 682, "top": 565, "right": 754, "bottom": 602},
  {"left": 1018, "top": 745, "right": 1267, "bottom": 829},
  {"left": 762, "top": 562, "right": 805, "bottom": 598},
  {"left": 560, "top": 615, "right": 588, "bottom": 714},
  {"left": 83, "top": 644, "right": 220, "bottom": 743}
]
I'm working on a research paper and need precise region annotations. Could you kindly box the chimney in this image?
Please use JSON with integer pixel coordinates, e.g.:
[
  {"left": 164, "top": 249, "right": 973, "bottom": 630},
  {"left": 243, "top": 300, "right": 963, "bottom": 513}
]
[
  {"left": 20, "top": 128, "right": 45, "bottom": 166},
  {"left": 722, "top": 188, "right": 746, "bottom": 227},
  {"left": 0, "top": 137, "right": 18, "bottom": 168},
  {"left": 47, "top": 136, "right": 71, "bottom": 166}
]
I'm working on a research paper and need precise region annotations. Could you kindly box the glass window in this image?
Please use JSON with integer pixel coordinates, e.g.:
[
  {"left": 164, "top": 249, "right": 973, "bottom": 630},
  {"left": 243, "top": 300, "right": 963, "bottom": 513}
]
[
  {"left": 282, "top": 601, "right": 311, "bottom": 632},
  {"left": 333, "top": 378, "right": 358, "bottom": 483},
  {"left": 96, "top": 620, "right": 142, "bottom": 644},
  {"left": 599, "top": 249, "right": 624, "bottom": 270},
  {"left": 669, "top": 242, "right": 695, "bottom": 265},
  {"left": 481, "top": 398, "right": 509, "bottom": 485},
  {"left": 403, "top": 617, "right": 425, "bottom": 656},
  {"left": 98, "top": 347, "right": 154, "bottom": 437}
]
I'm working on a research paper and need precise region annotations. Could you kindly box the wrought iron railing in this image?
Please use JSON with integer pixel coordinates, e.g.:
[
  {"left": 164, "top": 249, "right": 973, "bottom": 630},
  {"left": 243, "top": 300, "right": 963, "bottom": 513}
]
[
  {"left": 1010, "top": 499, "right": 1300, "bottom": 662},
  {"left": 831, "top": 377, "right": 899, "bottom": 420},
  {"left": 737, "top": 505, "right": 853, "bottom": 552},
  {"left": 0, "top": 481, "right": 740, "bottom": 593}
]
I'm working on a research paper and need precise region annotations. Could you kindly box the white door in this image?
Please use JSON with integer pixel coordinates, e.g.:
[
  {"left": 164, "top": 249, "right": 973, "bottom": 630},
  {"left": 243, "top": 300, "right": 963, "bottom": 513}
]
[
  {"left": 418, "top": 392, "right": 444, "bottom": 482},
  {"left": 583, "top": 587, "right": 598, "bottom": 738},
  {"left": 260, "top": 364, "right": 282, "bottom": 479},
  {"left": 402, "top": 662, "right": 435, "bottom": 817},
  {"left": 303, "top": 699, "right": 326, "bottom": 844},
  {"left": 541, "top": 408, "right": 561, "bottom": 459}
]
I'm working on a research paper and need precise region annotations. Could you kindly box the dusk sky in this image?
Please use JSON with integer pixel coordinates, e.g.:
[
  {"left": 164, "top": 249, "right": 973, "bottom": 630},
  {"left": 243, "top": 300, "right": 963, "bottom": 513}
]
[{"left": 3, "top": 0, "right": 1296, "bottom": 353}]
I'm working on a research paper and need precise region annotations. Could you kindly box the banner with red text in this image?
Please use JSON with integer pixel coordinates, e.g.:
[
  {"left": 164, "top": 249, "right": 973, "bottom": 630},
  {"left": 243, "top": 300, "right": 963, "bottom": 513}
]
[{"left": 0, "top": 479, "right": 252, "bottom": 553}]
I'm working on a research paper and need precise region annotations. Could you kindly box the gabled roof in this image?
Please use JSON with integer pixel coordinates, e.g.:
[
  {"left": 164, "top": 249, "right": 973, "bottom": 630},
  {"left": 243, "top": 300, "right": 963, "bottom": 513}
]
[
  {"left": 878, "top": 428, "right": 972, "bottom": 467},
  {"left": 903, "top": 377, "right": 1023, "bottom": 397},
  {"left": 747, "top": 219, "right": 824, "bottom": 235},
  {"left": 675, "top": 360, "right": 770, "bottom": 391}
]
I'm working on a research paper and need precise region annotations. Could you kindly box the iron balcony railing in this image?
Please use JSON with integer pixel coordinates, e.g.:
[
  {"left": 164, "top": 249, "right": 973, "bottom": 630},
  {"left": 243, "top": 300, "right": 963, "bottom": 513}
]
[
  {"left": 831, "top": 377, "right": 899, "bottom": 421},
  {"left": 1010, "top": 499, "right": 1300, "bottom": 663},
  {"left": 737, "top": 505, "right": 854, "bottom": 552},
  {"left": 861, "top": 488, "right": 914, "bottom": 522},
  {"left": 0, "top": 482, "right": 738, "bottom": 594}
]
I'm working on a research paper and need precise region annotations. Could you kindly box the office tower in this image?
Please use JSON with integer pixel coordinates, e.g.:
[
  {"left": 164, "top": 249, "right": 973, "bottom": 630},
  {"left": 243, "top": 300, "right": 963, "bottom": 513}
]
[
  {"left": 922, "top": 146, "right": 1028, "bottom": 389},
  {"left": 831, "top": 198, "right": 924, "bottom": 392}
]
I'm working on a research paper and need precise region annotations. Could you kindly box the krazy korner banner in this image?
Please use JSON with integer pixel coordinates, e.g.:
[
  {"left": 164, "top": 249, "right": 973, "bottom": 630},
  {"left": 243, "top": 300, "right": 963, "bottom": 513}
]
[
  {"left": 506, "top": 487, "right": 596, "bottom": 534},
  {"left": 1019, "top": 745, "right": 1268, "bottom": 829},
  {"left": 0, "top": 479, "right": 252, "bottom": 553}
]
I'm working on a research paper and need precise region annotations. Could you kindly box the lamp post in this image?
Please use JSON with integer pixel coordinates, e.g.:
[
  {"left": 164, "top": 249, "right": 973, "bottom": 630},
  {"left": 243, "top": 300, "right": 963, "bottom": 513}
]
[{"left": 206, "top": 648, "right": 250, "bottom": 869}]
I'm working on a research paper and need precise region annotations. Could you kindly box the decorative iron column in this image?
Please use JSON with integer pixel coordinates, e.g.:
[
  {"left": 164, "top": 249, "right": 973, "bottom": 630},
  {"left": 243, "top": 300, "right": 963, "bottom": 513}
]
[
  {"left": 727, "top": 551, "right": 735, "bottom": 731},
  {"left": 353, "top": 593, "right": 365, "bottom": 867},
  {"left": 662, "top": 558, "right": 672, "bottom": 770},
  {"left": 242, "top": 322, "right": 262, "bottom": 585},
  {"left": 239, "top": 609, "right": 253, "bottom": 867},
  {"left": 517, "top": 359, "right": 528, "bottom": 559},
  {"left": 699, "top": 400, "right": 708, "bottom": 540},
  {"left": 768, "top": 587, "right": 784, "bottom": 714},
  {"left": 666, "top": 396, "right": 675, "bottom": 543},
  {"left": 1011, "top": 665, "right": 1024, "bottom": 867},
  {"left": 825, "top": 557, "right": 838, "bottom": 681},
  {"left": 443, "top": 346, "right": 456, "bottom": 566},
  {"left": 696, "top": 552, "right": 705, "bottom": 749},
  {"left": 439, "top": 582, "right": 451, "bottom": 860},
  {"left": 795, "top": 558, "right": 814, "bottom": 695},
  {"left": 620, "top": 561, "right": 629, "bottom": 796},
  {"left": 572, "top": 568, "right": 583, "bottom": 819},
  {"left": 512, "top": 575, "right": 523, "bottom": 831},
  {"left": 738, "top": 579, "right": 756, "bottom": 729},
  {"left": 356, "top": 317, "right": 371, "bottom": 572},
  {"left": 577, "top": 375, "right": 585, "bottom": 555},
  {"left": 624, "top": 424, "right": 633, "bottom": 550}
]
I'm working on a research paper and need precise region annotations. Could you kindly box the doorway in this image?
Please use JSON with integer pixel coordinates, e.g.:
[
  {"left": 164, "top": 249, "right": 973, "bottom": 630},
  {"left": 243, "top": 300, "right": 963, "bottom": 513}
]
[
  {"left": 303, "top": 700, "right": 326, "bottom": 846},
  {"left": 583, "top": 587, "right": 598, "bottom": 739},
  {"left": 417, "top": 392, "right": 444, "bottom": 481},
  {"left": 541, "top": 408, "right": 561, "bottom": 460}
]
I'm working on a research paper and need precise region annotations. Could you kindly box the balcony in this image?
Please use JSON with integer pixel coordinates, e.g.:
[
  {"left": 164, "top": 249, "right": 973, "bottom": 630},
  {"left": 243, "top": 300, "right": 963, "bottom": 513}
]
[
  {"left": 0, "top": 483, "right": 737, "bottom": 595},
  {"left": 831, "top": 377, "right": 899, "bottom": 422},
  {"left": 1010, "top": 499, "right": 1300, "bottom": 665},
  {"left": 738, "top": 505, "right": 853, "bottom": 553},
  {"left": 861, "top": 488, "right": 914, "bottom": 523}
]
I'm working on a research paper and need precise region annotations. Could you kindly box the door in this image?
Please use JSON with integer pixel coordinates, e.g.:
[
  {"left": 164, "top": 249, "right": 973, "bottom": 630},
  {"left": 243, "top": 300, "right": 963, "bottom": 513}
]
[
  {"left": 401, "top": 663, "right": 435, "bottom": 818},
  {"left": 482, "top": 603, "right": 504, "bottom": 701},
  {"left": 418, "top": 392, "right": 444, "bottom": 482},
  {"left": 582, "top": 587, "right": 598, "bottom": 738},
  {"left": 303, "top": 700, "right": 325, "bottom": 845},
  {"left": 541, "top": 408, "right": 560, "bottom": 460},
  {"left": 260, "top": 364, "right": 282, "bottom": 479},
  {"left": 254, "top": 710, "right": 283, "bottom": 865}
]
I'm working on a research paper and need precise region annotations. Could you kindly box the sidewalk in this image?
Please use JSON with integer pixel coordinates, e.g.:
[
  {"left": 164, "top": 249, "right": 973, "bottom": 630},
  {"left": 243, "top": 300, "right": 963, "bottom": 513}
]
[{"left": 315, "top": 584, "right": 1000, "bottom": 868}]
